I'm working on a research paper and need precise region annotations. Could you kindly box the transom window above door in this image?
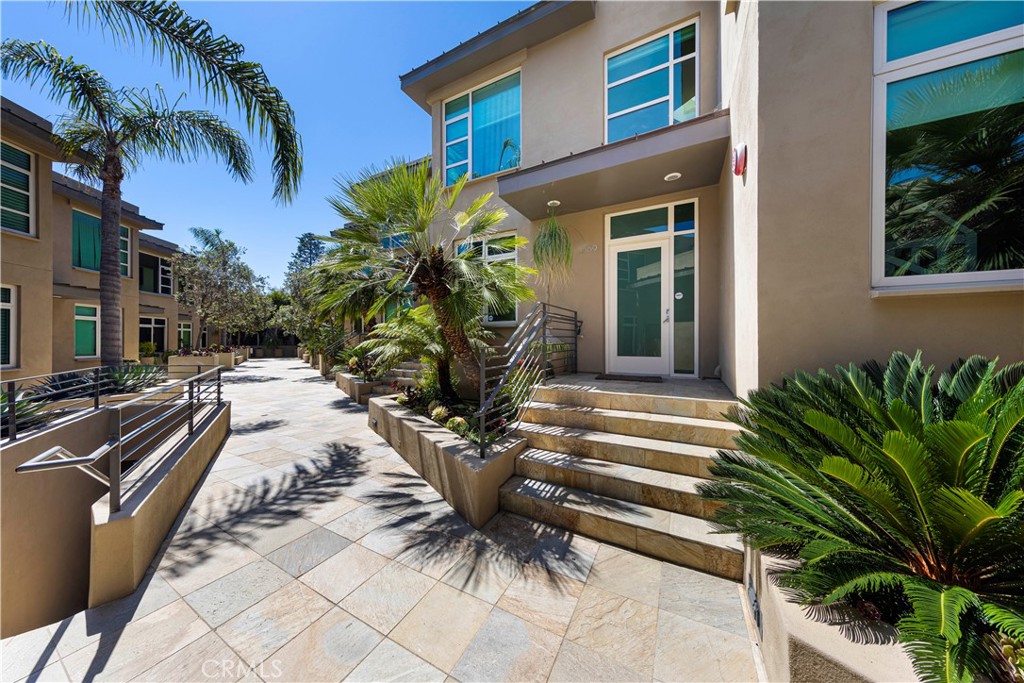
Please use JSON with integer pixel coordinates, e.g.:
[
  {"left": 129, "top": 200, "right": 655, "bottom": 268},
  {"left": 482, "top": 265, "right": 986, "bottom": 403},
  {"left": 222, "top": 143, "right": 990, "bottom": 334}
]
[
  {"left": 606, "top": 20, "right": 698, "bottom": 143},
  {"left": 443, "top": 72, "right": 522, "bottom": 186}
]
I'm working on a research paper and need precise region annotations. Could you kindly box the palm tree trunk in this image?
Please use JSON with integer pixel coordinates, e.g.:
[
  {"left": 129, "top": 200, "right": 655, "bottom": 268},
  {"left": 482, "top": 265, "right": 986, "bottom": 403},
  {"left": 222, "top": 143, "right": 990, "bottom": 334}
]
[
  {"left": 436, "top": 358, "right": 459, "bottom": 403},
  {"left": 99, "top": 154, "right": 125, "bottom": 366},
  {"left": 425, "top": 290, "right": 480, "bottom": 394}
]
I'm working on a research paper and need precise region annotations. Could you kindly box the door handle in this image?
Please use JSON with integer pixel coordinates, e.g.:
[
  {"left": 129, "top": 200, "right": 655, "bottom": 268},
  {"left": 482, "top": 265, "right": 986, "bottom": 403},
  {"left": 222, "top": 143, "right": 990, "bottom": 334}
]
[{"left": 664, "top": 308, "right": 670, "bottom": 323}]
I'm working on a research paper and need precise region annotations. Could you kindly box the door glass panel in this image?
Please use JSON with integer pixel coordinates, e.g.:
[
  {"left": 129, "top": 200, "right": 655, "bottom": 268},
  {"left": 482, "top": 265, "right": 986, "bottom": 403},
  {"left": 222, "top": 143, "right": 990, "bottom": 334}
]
[
  {"left": 610, "top": 207, "right": 669, "bottom": 239},
  {"left": 617, "top": 247, "right": 662, "bottom": 358},
  {"left": 673, "top": 235, "right": 695, "bottom": 374}
]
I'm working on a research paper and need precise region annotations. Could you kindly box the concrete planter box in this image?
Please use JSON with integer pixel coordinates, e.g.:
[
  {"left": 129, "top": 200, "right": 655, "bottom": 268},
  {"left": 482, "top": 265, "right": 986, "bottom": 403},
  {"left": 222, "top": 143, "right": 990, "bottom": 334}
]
[
  {"left": 253, "top": 347, "right": 265, "bottom": 358},
  {"left": 139, "top": 357, "right": 156, "bottom": 366},
  {"left": 368, "top": 397, "right": 525, "bottom": 528},
  {"left": 335, "top": 372, "right": 381, "bottom": 405},
  {"left": 303, "top": 352, "right": 311, "bottom": 364},
  {"left": 166, "top": 355, "right": 218, "bottom": 379},
  {"left": 213, "top": 352, "right": 235, "bottom": 370},
  {"left": 748, "top": 553, "right": 917, "bottom": 683},
  {"left": 274, "top": 349, "right": 285, "bottom": 358}
]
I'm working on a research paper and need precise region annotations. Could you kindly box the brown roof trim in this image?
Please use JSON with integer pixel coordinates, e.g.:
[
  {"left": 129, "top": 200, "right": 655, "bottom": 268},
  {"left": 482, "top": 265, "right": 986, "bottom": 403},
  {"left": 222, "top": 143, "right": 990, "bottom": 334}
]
[
  {"left": 1, "top": 97, "right": 93, "bottom": 165},
  {"left": 51, "top": 172, "right": 164, "bottom": 231}
]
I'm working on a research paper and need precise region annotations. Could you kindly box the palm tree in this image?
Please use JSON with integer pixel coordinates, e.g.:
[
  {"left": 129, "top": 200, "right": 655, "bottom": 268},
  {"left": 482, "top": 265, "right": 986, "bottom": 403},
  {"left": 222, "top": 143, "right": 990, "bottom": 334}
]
[
  {"left": 318, "top": 160, "right": 534, "bottom": 393},
  {"left": 2, "top": 41, "right": 254, "bottom": 365},
  {"left": 66, "top": 0, "right": 301, "bottom": 202}
]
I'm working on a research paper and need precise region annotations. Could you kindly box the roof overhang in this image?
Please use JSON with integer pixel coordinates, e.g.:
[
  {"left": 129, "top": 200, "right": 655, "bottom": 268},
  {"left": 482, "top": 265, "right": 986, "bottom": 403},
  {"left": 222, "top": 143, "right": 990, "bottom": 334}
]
[
  {"left": 52, "top": 283, "right": 100, "bottom": 300},
  {"left": 139, "top": 233, "right": 179, "bottom": 254},
  {"left": 52, "top": 173, "right": 164, "bottom": 231},
  {"left": 1, "top": 98, "right": 93, "bottom": 165},
  {"left": 400, "top": 1, "right": 595, "bottom": 112},
  {"left": 140, "top": 305, "right": 166, "bottom": 315},
  {"left": 497, "top": 110, "right": 731, "bottom": 220}
]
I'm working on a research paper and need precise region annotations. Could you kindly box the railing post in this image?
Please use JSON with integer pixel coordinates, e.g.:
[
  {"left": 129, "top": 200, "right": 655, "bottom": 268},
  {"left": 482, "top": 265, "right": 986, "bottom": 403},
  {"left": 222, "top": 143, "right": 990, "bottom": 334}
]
[
  {"left": 6, "top": 380, "right": 17, "bottom": 441},
  {"left": 573, "top": 312, "right": 579, "bottom": 374},
  {"left": 479, "top": 348, "right": 486, "bottom": 459},
  {"left": 108, "top": 408, "right": 121, "bottom": 514},
  {"left": 93, "top": 367, "right": 101, "bottom": 409},
  {"left": 541, "top": 305, "right": 549, "bottom": 382},
  {"left": 188, "top": 377, "right": 195, "bottom": 435},
  {"left": 217, "top": 368, "right": 222, "bottom": 404}
]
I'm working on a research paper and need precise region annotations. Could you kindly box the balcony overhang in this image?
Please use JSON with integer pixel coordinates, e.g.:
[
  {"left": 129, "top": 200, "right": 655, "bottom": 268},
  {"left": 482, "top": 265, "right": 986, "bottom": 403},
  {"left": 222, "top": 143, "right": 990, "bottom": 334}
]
[
  {"left": 52, "top": 283, "right": 100, "bottom": 300},
  {"left": 498, "top": 110, "right": 731, "bottom": 221},
  {"left": 400, "top": 1, "right": 595, "bottom": 112},
  {"left": 140, "top": 305, "right": 165, "bottom": 315}
]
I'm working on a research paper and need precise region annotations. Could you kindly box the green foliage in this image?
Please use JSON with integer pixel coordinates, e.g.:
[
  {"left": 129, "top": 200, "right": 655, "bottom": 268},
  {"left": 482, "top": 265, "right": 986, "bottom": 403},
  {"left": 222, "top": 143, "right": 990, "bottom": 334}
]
[
  {"left": 66, "top": 0, "right": 302, "bottom": 202},
  {"left": 316, "top": 159, "right": 534, "bottom": 392},
  {"left": 104, "top": 364, "right": 168, "bottom": 393},
  {"left": 1, "top": 390, "right": 50, "bottom": 438},
  {"left": 138, "top": 341, "right": 158, "bottom": 357},
  {"left": 700, "top": 352, "right": 1024, "bottom": 683},
  {"left": 533, "top": 211, "right": 573, "bottom": 298}
]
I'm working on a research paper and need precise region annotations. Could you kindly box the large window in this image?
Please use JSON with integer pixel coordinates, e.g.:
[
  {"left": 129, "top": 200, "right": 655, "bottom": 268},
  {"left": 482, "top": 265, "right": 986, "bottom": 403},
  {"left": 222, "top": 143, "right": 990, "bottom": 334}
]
[
  {"left": 139, "top": 252, "right": 173, "bottom": 295},
  {"left": 606, "top": 20, "right": 698, "bottom": 143},
  {"left": 458, "top": 234, "right": 518, "bottom": 323},
  {"left": 1, "top": 143, "right": 34, "bottom": 235},
  {"left": 72, "top": 210, "right": 130, "bottom": 276},
  {"left": 139, "top": 316, "right": 167, "bottom": 352},
  {"left": 1, "top": 285, "right": 17, "bottom": 368},
  {"left": 873, "top": 1, "right": 1023, "bottom": 287},
  {"left": 177, "top": 322, "right": 192, "bottom": 349},
  {"left": 443, "top": 72, "right": 521, "bottom": 186},
  {"left": 74, "top": 305, "right": 99, "bottom": 359}
]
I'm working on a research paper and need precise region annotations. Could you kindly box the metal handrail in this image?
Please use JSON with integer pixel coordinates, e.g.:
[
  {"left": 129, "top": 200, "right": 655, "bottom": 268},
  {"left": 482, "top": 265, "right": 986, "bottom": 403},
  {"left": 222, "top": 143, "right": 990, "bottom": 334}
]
[
  {"left": 14, "top": 366, "right": 225, "bottom": 513},
  {"left": 473, "top": 302, "right": 580, "bottom": 458}
]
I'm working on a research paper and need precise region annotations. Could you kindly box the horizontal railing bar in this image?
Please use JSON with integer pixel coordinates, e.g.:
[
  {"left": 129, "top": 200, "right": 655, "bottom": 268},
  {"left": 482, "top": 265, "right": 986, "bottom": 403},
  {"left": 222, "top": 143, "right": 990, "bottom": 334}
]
[
  {"left": 113, "top": 368, "right": 220, "bottom": 411},
  {"left": 120, "top": 406, "right": 192, "bottom": 467},
  {"left": 15, "top": 438, "right": 118, "bottom": 473}
]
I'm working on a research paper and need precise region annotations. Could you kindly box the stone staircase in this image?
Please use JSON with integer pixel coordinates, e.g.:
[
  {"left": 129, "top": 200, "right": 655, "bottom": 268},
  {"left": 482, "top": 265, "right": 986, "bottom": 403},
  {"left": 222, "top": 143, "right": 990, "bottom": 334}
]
[
  {"left": 371, "top": 361, "right": 423, "bottom": 395},
  {"left": 500, "top": 382, "right": 745, "bottom": 580}
]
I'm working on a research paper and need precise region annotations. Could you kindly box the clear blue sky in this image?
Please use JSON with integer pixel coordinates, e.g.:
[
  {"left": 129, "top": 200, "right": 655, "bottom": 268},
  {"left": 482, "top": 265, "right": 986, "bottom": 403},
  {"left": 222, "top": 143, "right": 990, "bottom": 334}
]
[{"left": 1, "top": 1, "right": 532, "bottom": 287}]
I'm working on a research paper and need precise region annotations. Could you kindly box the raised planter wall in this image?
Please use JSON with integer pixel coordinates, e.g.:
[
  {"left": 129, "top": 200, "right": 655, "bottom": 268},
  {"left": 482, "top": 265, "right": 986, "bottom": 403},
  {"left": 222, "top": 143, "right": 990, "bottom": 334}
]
[
  {"left": 335, "top": 372, "right": 381, "bottom": 405},
  {"left": 167, "top": 356, "right": 220, "bottom": 379},
  {"left": 746, "top": 551, "right": 918, "bottom": 683},
  {"left": 368, "top": 397, "right": 525, "bottom": 528}
]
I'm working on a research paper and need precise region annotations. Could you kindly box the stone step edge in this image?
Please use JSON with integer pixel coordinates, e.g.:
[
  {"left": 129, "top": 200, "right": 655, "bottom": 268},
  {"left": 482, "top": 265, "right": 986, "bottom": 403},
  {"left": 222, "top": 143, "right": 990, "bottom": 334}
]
[
  {"left": 534, "top": 384, "right": 739, "bottom": 420},
  {"left": 515, "top": 422, "right": 721, "bottom": 459},
  {"left": 500, "top": 475, "right": 741, "bottom": 553},
  {"left": 524, "top": 402, "right": 742, "bottom": 433}
]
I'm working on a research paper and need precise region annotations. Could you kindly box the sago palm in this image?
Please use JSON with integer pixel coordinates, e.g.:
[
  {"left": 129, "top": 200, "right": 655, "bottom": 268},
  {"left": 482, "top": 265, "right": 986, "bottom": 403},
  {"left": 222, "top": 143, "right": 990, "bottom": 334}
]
[
  {"left": 318, "top": 160, "right": 534, "bottom": 393},
  {"left": 700, "top": 352, "right": 1024, "bottom": 683},
  {"left": 2, "top": 41, "right": 254, "bottom": 364}
]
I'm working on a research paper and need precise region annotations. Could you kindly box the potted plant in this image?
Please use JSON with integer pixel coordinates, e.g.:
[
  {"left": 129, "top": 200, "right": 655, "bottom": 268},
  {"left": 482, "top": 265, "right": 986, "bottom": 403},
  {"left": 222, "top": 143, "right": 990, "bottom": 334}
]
[{"left": 138, "top": 341, "right": 158, "bottom": 365}]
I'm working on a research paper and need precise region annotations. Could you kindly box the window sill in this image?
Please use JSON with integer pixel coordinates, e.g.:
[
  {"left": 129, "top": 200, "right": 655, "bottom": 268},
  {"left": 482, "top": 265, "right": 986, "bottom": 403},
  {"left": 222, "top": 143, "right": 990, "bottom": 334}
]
[
  {"left": 484, "top": 321, "right": 518, "bottom": 328},
  {"left": 74, "top": 356, "right": 100, "bottom": 361},
  {"left": 71, "top": 266, "right": 133, "bottom": 280},
  {"left": 2, "top": 227, "right": 38, "bottom": 241},
  {"left": 871, "top": 280, "right": 1024, "bottom": 298}
]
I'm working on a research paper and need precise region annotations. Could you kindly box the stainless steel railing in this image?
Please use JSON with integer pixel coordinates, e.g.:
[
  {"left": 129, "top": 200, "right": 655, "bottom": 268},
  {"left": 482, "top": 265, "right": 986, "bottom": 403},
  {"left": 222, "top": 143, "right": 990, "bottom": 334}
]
[
  {"left": 474, "top": 303, "right": 580, "bottom": 458},
  {"left": 14, "top": 366, "right": 224, "bottom": 513}
]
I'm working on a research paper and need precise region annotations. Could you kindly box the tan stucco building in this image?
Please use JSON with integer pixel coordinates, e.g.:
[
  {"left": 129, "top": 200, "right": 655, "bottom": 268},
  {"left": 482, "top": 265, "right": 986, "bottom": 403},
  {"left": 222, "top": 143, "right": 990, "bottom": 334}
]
[
  {"left": 400, "top": 0, "right": 1024, "bottom": 396},
  {"left": 1, "top": 98, "right": 200, "bottom": 380}
]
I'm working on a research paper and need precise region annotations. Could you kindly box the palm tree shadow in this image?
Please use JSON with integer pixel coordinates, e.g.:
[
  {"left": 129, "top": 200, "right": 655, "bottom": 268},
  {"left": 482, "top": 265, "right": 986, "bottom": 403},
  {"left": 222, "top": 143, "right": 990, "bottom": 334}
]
[{"left": 231, "top": 418, "right": 287, "bottom": 434}]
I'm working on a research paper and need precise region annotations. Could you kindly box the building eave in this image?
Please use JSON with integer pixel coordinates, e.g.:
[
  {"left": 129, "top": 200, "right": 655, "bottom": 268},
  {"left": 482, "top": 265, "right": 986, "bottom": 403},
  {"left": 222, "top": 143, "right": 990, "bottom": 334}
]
[{"left": 51, "top": 172, "right": 164, "bottom": 232}]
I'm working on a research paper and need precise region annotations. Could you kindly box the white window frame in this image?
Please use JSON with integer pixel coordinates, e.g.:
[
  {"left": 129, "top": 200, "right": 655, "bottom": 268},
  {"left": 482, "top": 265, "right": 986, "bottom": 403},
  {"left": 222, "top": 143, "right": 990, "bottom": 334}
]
[
  {"left": 871, "top": 1, "right": 1024, "bottom": 290},
  {"left": 139, "top": 316, "right": 167, "bottom": 352},
  {"left": 458, "top": 232, "right": 519, "bottom": 326},
  {"left": 1, "top": 284, "right": 18, "bottom": 369},
  {"left": 71, "top": 209, "right": 132, "bottom": 278},
  {"left": 604, "top": 18, "right": 700, "bottom": 145},
  {"left": 1, "top": 142, "right": 35, "bottom": 237},
  {"left": 74, "top": 304, "right": 100, "bottom": 360},
  {"left": 603, "top": 199, "right": 700, "bottom": 377},
  {"left": 177, "top": 322, "right": 192, "bottom": 348},
  {"left": 441, "top": 69, "right": 522, "bottom": 186},
  {"left": 140, "top": 251, "right": 174, "bottom": 295},
  {"left": 120, "top": 226, "right": 131, "bottom": 278}
]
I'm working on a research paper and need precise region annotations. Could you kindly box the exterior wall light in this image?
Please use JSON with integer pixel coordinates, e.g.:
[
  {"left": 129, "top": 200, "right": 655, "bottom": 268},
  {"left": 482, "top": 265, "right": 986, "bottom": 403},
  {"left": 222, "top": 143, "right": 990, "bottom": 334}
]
[
  {"left": 546, "top": 200, "right": 561, "bottom": 207},
  {"left": 663, "top": 172, "right": 682, "bottom": 182}
]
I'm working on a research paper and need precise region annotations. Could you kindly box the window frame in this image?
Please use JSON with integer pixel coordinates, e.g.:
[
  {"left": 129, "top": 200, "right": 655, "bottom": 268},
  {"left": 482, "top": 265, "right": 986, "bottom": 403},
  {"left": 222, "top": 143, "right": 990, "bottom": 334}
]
[
  {"left": 1, "top": 284, "right": 18, "bottom": 369},
  {"left": 458, "top": 232, "right": 519, "bottom": 326},
  {"left": 177, "top": 322, "right": 192, "bottom": 349},
  {"left": 441, "top": 68, "right": 523, "bottom": 186},
  {"left": 604, "top": 17, "right": 700, "bottom": 145},
  {"left": 74, "top": 304, "right": 100, "bottom": 360},
  {"left": 1, "top": 142, "right": 35, "bottom": 237},
  {"left": 71, "top": 209, "right": 133, "bottom": 278},
  {"left": 138, "top": 316, "right": 167, "bottom": 352},
  {"left": 139, "top": 251, "right": 174, "bottom": 295},
  {"left": 871, "top": 2, "right": 1024, "bottom": 290}
]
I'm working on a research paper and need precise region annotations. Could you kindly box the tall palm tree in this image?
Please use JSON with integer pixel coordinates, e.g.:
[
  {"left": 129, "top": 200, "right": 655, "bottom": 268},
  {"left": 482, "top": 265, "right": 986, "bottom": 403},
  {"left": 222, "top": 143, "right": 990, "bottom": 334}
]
[
  {"left": 66, "top": 0, "right": 301, "bottom": 202},
  {"left": 318, "top": 160, "right": 534, "bottom": 393},
  {"left": 2, "top": 41, "right": 254, "bottom": 365}
]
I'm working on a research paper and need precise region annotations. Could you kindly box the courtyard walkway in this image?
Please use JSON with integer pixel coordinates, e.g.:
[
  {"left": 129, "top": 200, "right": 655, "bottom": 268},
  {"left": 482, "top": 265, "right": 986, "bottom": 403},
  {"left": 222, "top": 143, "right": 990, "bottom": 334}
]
[{"left": 2, "top": 358, "right": 761, "bottom": 683}]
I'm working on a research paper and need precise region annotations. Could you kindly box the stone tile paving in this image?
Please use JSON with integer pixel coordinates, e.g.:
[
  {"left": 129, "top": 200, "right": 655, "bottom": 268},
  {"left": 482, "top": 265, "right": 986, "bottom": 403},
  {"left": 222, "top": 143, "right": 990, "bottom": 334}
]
[{"left": 1, "top": 358, "right": 761, "bottom": 683}]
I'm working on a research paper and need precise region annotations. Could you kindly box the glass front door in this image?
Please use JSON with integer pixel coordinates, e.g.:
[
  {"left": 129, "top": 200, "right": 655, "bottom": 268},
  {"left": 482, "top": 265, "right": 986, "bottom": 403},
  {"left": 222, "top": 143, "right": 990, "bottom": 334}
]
[{"left": 607, "top": 202, "right": 698, "bottom": 376}]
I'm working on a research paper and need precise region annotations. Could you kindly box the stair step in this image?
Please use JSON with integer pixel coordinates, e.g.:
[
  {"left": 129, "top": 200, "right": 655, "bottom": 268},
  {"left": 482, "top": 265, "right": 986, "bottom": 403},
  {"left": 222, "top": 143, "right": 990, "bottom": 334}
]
[
  {"left": 533, "top": 384, "right": 737, "bottom": 422},
  {"left": 398, "top": 362, "right": 423, "bottom": 370},
  {"left": 390, "top": 369, "right": 420, "bottom": 379},
  {"left": 500, "top": 476, "right": 742, "bottom": 580},
  {"left": 522, "top": 402, "right": 741, "bottom": 449},
  {"left": 377, "top": 376, "right": 417, "bottom": 387},
  {"left": 515, "top": 423, "right": 719, "bottom": 478},
  {"left": 515, "top": 448, "right": 721, "bottom": 518}
]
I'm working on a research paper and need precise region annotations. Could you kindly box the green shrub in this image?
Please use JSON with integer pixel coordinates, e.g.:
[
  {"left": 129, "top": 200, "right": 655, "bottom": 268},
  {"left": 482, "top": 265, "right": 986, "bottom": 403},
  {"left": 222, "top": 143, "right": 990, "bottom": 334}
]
[
  {"left": 700, "top": 352, "right": 1024, "bottom": 683},
  {"left": 138, "top": 341, "right": 157, "bottom": 357},
  {"left": 430, "top": 405, "right": 450, "bottom": 423},
  {"left": 445, "top": 416, "right": 469, "bottom": 435}
]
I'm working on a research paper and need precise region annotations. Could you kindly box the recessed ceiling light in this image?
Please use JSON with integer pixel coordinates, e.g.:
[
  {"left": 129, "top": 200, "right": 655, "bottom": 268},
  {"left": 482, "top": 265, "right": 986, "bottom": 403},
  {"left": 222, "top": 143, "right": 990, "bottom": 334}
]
[
  {"left": 547, "top": 199, "right": 561, "bottom": 207},
  {"left": 664, "top": 172, "right": 682, "bottom": 182}
]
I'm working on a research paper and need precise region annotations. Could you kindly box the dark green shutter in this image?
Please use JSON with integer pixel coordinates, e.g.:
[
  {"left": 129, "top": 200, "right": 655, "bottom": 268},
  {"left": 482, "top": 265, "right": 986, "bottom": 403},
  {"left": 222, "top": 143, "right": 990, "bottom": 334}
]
[{"left": 72, "top": 211, "right": 101, "bottom": 270}]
